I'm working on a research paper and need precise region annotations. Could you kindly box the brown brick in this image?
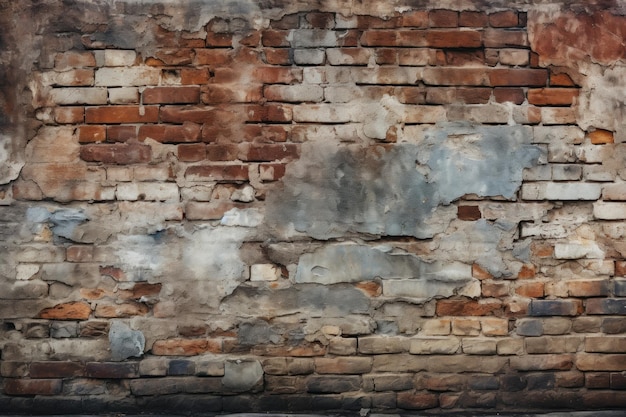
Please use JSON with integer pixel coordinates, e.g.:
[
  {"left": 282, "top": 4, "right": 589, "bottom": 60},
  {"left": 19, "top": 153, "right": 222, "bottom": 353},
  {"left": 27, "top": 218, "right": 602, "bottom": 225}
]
[
  {"left": 54, "top": 106, "right": 84, "bottom": 124},
  {"left": 494, "top": 88, "right": 525, "bottom": 104},
  {"left": 264, "top": 48, "right": 292, "bottom": 65},
  {"left": 361, "top": 30, "right": 402, "bottom": 47},
  {"left": 66, "top": 245, "right": 94, "bottom": 262},
  {"left": 444, "top": 49, "right": 485, "bottom": 66},
  {"left": 436, "top": 299, "right": 502, "bottom": 316},
  {"left": 85, "top": 105, "right": 159, "bottom": 124},
  {"left": 429, "top": 9, "right": 458, "bottom": 27},
  {"left": 262, "top": 30, "right": 290, "bottom": 47},
  {"left": 356, "top": 15, "right": 400, "bottom": 29},
  {"left": 397, "top": 391, "right": 439, "bottom": 409},
  {"left": 515, "top": 282, "right": 544, "bottom": 298},
  {"left": 616, "top": 260, "right": 626, "bottom": 276},
  {"left": 181, "top": 68, "right": 211, "bottom": 85},
  {"left": 528, "top": 88, "right": 579, "bottom": 106},
  {"left": 459, "top": 11, "right": 488, "bottom": 27},
  {"left": 106, "top": 125, "right": 137, "bottom": 142},
  {"left": 149, "top": 48, "right": 194, "bottom": 65},
  {"left": 484, "top": 29, "right": 528, "bottom": 47},
  {"left": 80, "top": 143, "right": 151, "bottom": 164},
  {"left": 457, "top": 205, "right": 481, "bottom": 220},
  {"left": 252, "top": 67, "right": 302, "bottom": 84},
  {"left": 586, "top": 298, "right": 626, "bottom": 315},
  {"left": 314, "top": 357, "right": 372, "bottom": 374},
  {"left": 178, "top": 143, "right": 206, "bottom": 162},
  {"left": 422, "top": 68, "right": 489, "bottom": 86},
  {"left": 161, "top": 105, "right": 226, "bottom": 124},
  {"left": 201, "top": 84, "right": 263, "bottom": 104},
  {"left": 252, "top": 343, "right": 326, "bottom": 357},
  {"left": 95, "top": 302, "right": 149, "bottom": 318},
  {"left": 262, "top": 358, "right": 315, "bottom": 375},
  {"left": 585, "top": 336, "right": 626, "bottom": 353},
  {"left": 78, "top": 125, "right": 106, "bottom": 143},
  {"left": 472, "top": 263, "right": 493, "bottom": 280},
  {"left": 152, "top": 338, "right": 222, "bottom": 355},
  {"left": 489, "top": 11, "right": 519, "bottom": 27},
  {"left": 425, "top": 30, "right": 482, "bottom": 48},
  {"left": 185, "top": 165, "right": 249, "bottom": 181},
  {"left": 86, "top": 362, "right": 138, "bottom": 378},
  {"left": 142, "top": 87, "right": 200, "bottom": 104},
  {"left": 577, "top": 353, "right": 626, "bottom": 371},
  {"left": 567, "top": 280, "right": 609, "bottom": 297},
  {"left": 401, "top": 10, "right": 428, "bottom": 28},
  {"left": 245, "top": 104, "right": 292, "bottom": 123},
  {"left": 206, "top": 32, "right": 233, "bottom": 47},
  {"left": 510, "top": 354, "right": 574, "bottom": 371},
  {"left": 586, "top": 372, "right": 610, "bottom": 388},
  {"left": 240, "top": 143, "right": 299, "bottom": 162},
  {"left": 139, "top": 123, "right": 202, "bottom": 143},
  {"left": 54, "top": 51, "right": 96, "bottom": 69},
  {"left": 588, "top": 129, "right": 614, "bottom": 144},
  {"left": 4, "top": 379, "right": 62, "bottom": 396},
  {"left": 30, "top": 361, "right": 84, "bottom": 378},
  {"left": 118, "top": 283, "right": 162, "bottom": 301},
  {"left": 38, "top": 301, "right": 91, "bottom": 320},
  {"left": 205, "top": 144, "right": 239, "bottom": 161},
  {"left": 550, "top": 71, "right": 576, "bottom": 87},
  {"left": 525, "top": 336, "right": 583, "bottom": 354},
  {"left": 481, "top": 281, "right": 509, "bottom": 298},
  {"left": 489, "top": 69, "right": 548, "bottom": 86}
]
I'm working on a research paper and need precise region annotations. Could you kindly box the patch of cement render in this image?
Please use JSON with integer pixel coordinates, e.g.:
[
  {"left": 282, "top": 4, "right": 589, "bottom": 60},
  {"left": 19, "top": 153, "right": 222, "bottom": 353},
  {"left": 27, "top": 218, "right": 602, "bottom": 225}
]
[
  {"left": 108, "top": 320, "right": 145, "bottom": 361},
  {"left": 266, "top": 123, "right": 543, "bottom": 240}
]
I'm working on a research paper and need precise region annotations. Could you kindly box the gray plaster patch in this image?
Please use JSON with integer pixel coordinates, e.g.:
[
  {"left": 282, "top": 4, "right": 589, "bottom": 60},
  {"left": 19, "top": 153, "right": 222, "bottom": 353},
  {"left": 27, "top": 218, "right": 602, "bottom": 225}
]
[
  {"left": 49, "top": 209, "right": 88, "bottom": 240},
  {"left": 108, "top": 320, "right": 145, "bottom": 361},
  {"left": 266, "top": 123, "right": 542, "bottom": 239},
  {"left": 222, "top": 359, "right": 263, "bottom": 392}
]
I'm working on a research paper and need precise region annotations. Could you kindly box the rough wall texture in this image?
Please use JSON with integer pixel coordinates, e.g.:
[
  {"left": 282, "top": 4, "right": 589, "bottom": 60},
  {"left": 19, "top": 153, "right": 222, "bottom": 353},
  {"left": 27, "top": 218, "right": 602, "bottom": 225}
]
[{"left": 1, "top": 0, "right": 626, "bottom": 413}]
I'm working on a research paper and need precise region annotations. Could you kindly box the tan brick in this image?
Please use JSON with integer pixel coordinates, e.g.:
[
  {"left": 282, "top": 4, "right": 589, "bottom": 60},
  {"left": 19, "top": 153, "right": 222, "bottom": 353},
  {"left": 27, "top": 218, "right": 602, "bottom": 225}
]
[
  {"left": 409, "top": 337, "right": 460, "bottom": 354},
  {"left": 510, "top": 354, "right": 574, "bottom": 371},
  {"left": 315, "top": 357, "right": 372, "bottom": 374},
  {"left": 525, "top": 336, "right": 583, "bottom": 353},
  {"left": 358, "top": 336, "right": 410, "bottom": 354},
  {"left": 152, "top": 338, "right": 222, "bottom": 356},
  {"left": 585, "top": 336, "right": 626, "bottom": 353},
  {"left": 576, "top": 353, "right": 626, "bottom": 371}
]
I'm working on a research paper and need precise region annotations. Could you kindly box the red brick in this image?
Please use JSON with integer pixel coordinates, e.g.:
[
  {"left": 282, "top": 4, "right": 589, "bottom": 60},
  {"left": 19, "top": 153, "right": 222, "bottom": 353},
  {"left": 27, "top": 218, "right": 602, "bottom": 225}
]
[
  {"left": 515, "top": 282, "right": 544, "bottom": 298},
  {"left": 489, "top": 69, "right": 548, "bottom": 86},
  {"left": 100, "top": 266, "right": 127, "bottom": 281},
  {"left": 305, "top": 12, "right": 335, "bottom": 29},
  {"left": 148, "top": 48, "right": 194, "bottom": 65},
  {"left": 252, "top": 67, "right": 302, "bottom": 84},
  {"left": 95, "top": 302, "right": 149, "bottom": 318},
  {"left": 459, "top": 11, "right": 488, "bottom": 27},
  {"left": 484, "top": 29, "right": 528, "bottom": 47},
  {"left": 436, "top": 299, "right": 502, "bottom": 316},
  {"left": 201, "top": 84, "right": 263, "bottom": 104},
  {"left": 80, "top": 143, "right": 151, "bottom": 164},
  {"left": 181, "top": 68, "right": 211, "bottom": 85},
  {"left": 482, "top": 281, "right": 509, "bottom": 298},
  {"left": 206, "top": 32, "right": 233, "bottom": 47},
  {"left": 527, "top": 88, "right": 579, "bottom": 106},
  {"left": 239, "top": 30, "right": 261, "bottom": 47},
  {"left": 85, "top": 362, "right": 138, "bottom": 378},
  {"left": 38, "top": 301, "right": 91, "bottom": 320},
  {"left": 185, "top": 165, "right": 249, "bottom": 181},
  {"left": 142, "top": 87, "right": 200, "bottom": 104},
  {"left": 243, "top": 125, "right": 289, "bottom": 142},
  {"left": 264, "top": 48, "right": 292, "bottom": 65},
  {"left": 401, "top": 10, "right": 428, "bottom": 28},
  {"left": 456, "top": 88, "right": 491, "bottom": 104},
  {"left": 246, "top": 104, "right": 292, "bottom": 123},
  {"left": 194, "top": 49, "right": 232, "bottom": 65},
  {"left": 458, "top": 205, "right": 481, "bottom": 220},
  {"left": 423, "top": 68, "right": 489, "bottom": 86},
  {"left": 425, "top": 30, "right": 482, "bottom": 48},
  {"left": 588, "top": 129, "right": 614, "bottom": 145},
  {"left": 138, "top": 123, "right": 201, "bottom": 143},
  {"left": 270, "top": 13, "right": 298, "bottom": 29},
  {"left": 66, "top": 245, "right": 94, "bottom": 262},
  {"left": 78, "top": 125, "right": 106, "bottom": 143},
  {"left": 494, "top": 87, "right": 525, "bottom": 104},
  {"left": 118, "top": 283, "right": 162, "bottom": 300},
  {"left": 429, "top": 9, "right": 458, "bottom": 28},
  {"left": 517, "top": 264, "right": 537, "bottom": 279},
  {"left": 54, "top": 106, "right": 84, "bottom": 124},
  {"left": 4, "top": 379, "right": 62, "bottom": 396},
  {"left": 472, "top": 263, "right": 493, "bottom": 280},
  {"left": 550, "top": 71, "right": 576, "bottom": 87},
  {"left": 206, "top": 144, "right": 239, "bottom": 161},
  {"left": 567, "top": 280, "right": 610, "bottom": 297},
  {"left": 396, "top": 87, "right": 426, "bottom": 104},
  {"left": 360, "top": 30, "right": 399, "bottom": 47},
  {"left": 54, "top": 51, "right": 96, "bottom": 69},
  {"left": 178, "top": 143, "right": 206, "bottom": 162},
  {"left": 262, "top": 30, "right": 290, "bottom": 47},
  {"left": 241, "top": 143, "right": 299, "bottom": 162},
  {"left": 616, "top": 261, "right": 626, "bottom": 276},
  {"left": 489, "top": 11, "right": 519, "bottom": 27},
  {"left": 107, "top": 125, "right": 137, "bottom": 142},
  {"left": 30, "top": 361, "right": 84, "bottom": 378},
  {"left": 152, "top": 338, "right": 222, "bottom": 355},
  {"left": 85, "top": 106, "right": 159, "bottom": 124},
  {"left": 161, "top": 105, "right": 227, "bottom": 124},
  {"left": 356, "top": 15, "right": 400, "bottom": 29},
  {"left": 586, "top": 372, "right": 610, "bottom": 388}
]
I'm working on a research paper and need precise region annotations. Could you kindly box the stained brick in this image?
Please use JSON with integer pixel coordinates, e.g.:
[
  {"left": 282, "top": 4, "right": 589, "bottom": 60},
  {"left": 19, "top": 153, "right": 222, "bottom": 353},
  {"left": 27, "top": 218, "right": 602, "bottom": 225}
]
[
  {"left": 4, "top": 379, "right": 63, "bottom": 396},
  {"left": 489, "top": 69, "right": 548, "bottom": 86},
  {"left": 457, "top": 205, "right": 481, "bottom": 220},
  {"left": 314, "top": 357, "right": 372, "bottom": 374},
  {"left": 185, "top": 165, "right": 249, "bottom": 181},
  {"left": 489, "top": 11, "right": 519, "bottom": 27},
  {"left": 30, "top": 361, "right": 84, "bottom": 378},
  {"left": 436, "top": 299, "right": 502, "bottom": 316},
  {"left": 139, "top": 123, "right": 202, "bottom": 143},
  {"left": 142, "top": 87, "right": 200, "bottom": 104},
  {"left": 38, "top": 301, "right": 91, "bottom": 320},
  {"left": 80, "top": 144, "right": 152, "bottom": 164},
  {"left": 510, "top": 354, "right": 574, "bottom": 371},
  {"left": 85, "top": 106, "right": 159, "bottom": 124},
  {"left": 425, "top": 30, "right": 482, "bottom": 48},
  {"left": 586, "top": 299, "right": 626, "bottom": 315},
  {"left": 422, "top": 68, "right": 489, "bottom": 86},
  {"left": 107, "top": 125, "right": 137, "bottom": 142},
  {"left": 577, "top": 353, "right": 626, "bottom": 371},
  {"left": 95, "top": 302, "right": 149, "bottom": 318},
  {"left": 483, "top": 29, "right": 528, "bottom": 47},
  {"left": 85, "top": 362, "right": 138, "bottom": 378},
  {"left": 240, "top": 143, "right": 299, "bottom": 162},
  {"left": 528, "top": 88, "right": 579, "bottom": 106},
  {"left": 459, "top": 11, "right": 488, "bottom": 27},
  {"left": 78, "top": 125, "right": 106, "bottom": 143},
  {"left": 178, "top": 144, "right": 207, "bottom": 162},
  {"left": 152, "top": 339, "right": 222, "bottom": 356},
  {"left": 429, "top": 9, "right": 458, "bottom": 27},
  {"left": 528, "top": 300, "right": 582, "bottom": 316},
  {"left": 54, "top": 106, "right": 84, "bottom": 124},
  {"left": 396, "top": 391, "right": 439, "bottom": 410},
  {"left": 494, "top": 87, "right": 525, "bottom": 104}
]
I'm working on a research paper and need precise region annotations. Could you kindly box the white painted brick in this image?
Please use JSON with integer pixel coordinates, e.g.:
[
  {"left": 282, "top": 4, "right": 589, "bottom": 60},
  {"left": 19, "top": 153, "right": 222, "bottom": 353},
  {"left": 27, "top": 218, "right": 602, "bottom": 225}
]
[
  {"left": 116, "top": 182, "right": 179, "bottom": 202},
  {"left": 326, "top": 48, "right": 373, "bottom": 66},
  {"left": 593, "top": 202, "right": 626, "bottom": 220},
  {"left": 520, "top": 223, "right": 569, "bottom": 239},
  {"left": 575, "top": 144, "right": 606, "bottom": 163},
  {"left": 554, "top": 242, "right": 604, "bottom": 259},
  {"left": 334, "top": 14, "right": 358, "bottom": 29},
  {"left": 95, "top": 67, "right": 160, "bottom": 87},
  {"left": 499, "top": 49, "right": 529, "bottom": 66},
  {"left": 401, "top": 105, "right": 446, "bottom": 124},
  {"left": 104, "top": 50, "right": 137, "bottom": 66},
  {"left": 250, "top": 264, "right": 281, "bottom": 281},
  {"left": 323, "top": 85, "right": 363, "bottom": 103},
  {"left": 351, "top": 67, "right": 422, "bottom": 85},
  {"left": 303, "top": 68, "right": 326, "bottom": 84},
  {"left": 294, "top": 49, "right": 325, "bottom": 65},
  {"left": 42, "top": 69, "right": 94, "bottom": 87},
  {"left": 541, "top": 107, "right": 576, "bottom": 125},
  {"left": 603, "top": 183, "right": 626, "bottom": 200},
  {"left": 521, "top": 182, "right": 602, "bottom": 201},
  {"left": 16, "top": 264, "right": 40, "bottom": 280},
  {"left": 108, "top": 87, "right": 139, "bottom": 104},
  {"left": 448, "top": 104, "right": 510, "bottom": 124},
  {"left": 482, "top": 202, "right": 552, "bottom": 222},
  {"left": 547, "top": 142, "right": 577, "bottom": 163},
  {"left": 293, "top": 104, "right": 354, "bottom": 123},
  {"left": 552, "top": 164, "right": 582, "bottom": 181},
  {"left": 584, "top": 166, "right": 614, "bottom": 182},
  {"left": 49, "top": 87, "right": 107, "bottom": 105},
  {"left": 523, "top": 165, "right": 551, "bottom": 181},
  {"left": 533, "top": 126, "right": 584, "bottom": 144},
  {"left": 291, "top": 29, "right": 339, "bottom": 47},
  {"left": 107, "top": 167, "right": 133, "bottom": 182},
  {"left": 265, "top": 85, "right": 324, "bottom": 103}
]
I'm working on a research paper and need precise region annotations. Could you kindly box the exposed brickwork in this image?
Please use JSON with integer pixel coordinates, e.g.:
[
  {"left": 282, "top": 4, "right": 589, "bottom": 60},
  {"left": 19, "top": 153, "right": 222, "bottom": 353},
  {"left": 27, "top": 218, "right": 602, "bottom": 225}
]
[{"left": 1, "top": 0, "right": 626, "bottom": 414}]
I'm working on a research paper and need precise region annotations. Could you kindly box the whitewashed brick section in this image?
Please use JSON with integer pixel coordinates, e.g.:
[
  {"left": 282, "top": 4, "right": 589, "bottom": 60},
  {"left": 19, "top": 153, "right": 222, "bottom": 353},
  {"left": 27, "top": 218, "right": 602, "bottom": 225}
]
[
  {"left": 250, "top": 264, "right": 281, "bottom": 281},
  {"left": 603, "top": 183, "right": 626, "bottom": 200},
  {"left": 521, "top": 182, "right": 602, "bottom": 201},
  {"left": 116, "top": 182, "right": 179, "bottom": 202},
  {"left": 326, "top": 48, "right": 373, "bottom": 65},
  {"left": 49, "top": 87, "right": 107, "bottom": 105},
  {"left": 533, "top": 126, "right": 584, "bottom": 144},
  {"left": 554, "top": 242, "right": 604, "bottom": 259},
  {"left": 498, "top": 49, "right": 529, "bottom": 66},
  {"left": 293, "top": 104, "right": 354, "bottom": 123},
  {"left": 294, "top": 49, "right": 325, "bottom": 65},
  {"left": 108, "top": 87, "right": 139, "bottom": 104},
  {"left": 265, "top": 85, "right": 324, "bottom": 103},
  {"left": 593, "top": 202, "right": 626, "bottom": 220},
  {"left": 95, "top": 67, "right": 160, "bottom": 87},
  {"left": 104, "top": 50, "right": 137, "bottom": 66},
  {"left": 552, "top": 164, "right": 582, "bottom": 181},
  {"left": 576, "top": 144, "right": 607, "bottom": 163},
  {"left": 291, "top": 29, "right": 339, "bottom": 47}
]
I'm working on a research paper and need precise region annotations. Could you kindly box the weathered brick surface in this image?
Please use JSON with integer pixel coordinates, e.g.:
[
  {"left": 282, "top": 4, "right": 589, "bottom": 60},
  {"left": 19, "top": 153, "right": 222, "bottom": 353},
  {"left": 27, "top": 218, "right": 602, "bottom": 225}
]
[{"left": 4, "top": 1, "right": 626, "bottom": 413}]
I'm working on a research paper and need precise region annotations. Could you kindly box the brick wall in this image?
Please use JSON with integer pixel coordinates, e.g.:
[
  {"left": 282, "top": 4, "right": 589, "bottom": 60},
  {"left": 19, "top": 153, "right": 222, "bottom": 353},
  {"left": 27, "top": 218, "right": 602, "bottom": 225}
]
[{"left": 1, "top": 0, "right": 626, "bottom": 413}]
